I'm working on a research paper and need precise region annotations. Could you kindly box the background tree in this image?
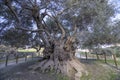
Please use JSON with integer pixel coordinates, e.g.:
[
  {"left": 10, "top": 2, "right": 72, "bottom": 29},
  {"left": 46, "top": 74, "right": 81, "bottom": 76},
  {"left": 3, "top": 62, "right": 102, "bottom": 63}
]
[{"left": 1, "top": 28, "right": 32, "bottom": 48}]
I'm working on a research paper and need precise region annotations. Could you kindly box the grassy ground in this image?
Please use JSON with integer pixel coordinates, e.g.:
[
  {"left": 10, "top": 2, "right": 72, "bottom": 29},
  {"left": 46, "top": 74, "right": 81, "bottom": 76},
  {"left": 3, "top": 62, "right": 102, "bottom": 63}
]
[
  {"left": 18, "top": 48, "right": 36, "bottom": 52},
  {"left": 1, "top": 49, "right": 120, "bottom": 80},
  {"left": 1, "top": 58, "right": 120, "bottom": 80},
  {"left": 78, "top": 51, "right": 120, "bottom": 80},
  {"left": 80, "top": 59, "right": 120, "bottom": 80},
  {"left": 98, "top": 59, "right": 120, "bottom": 65},
  {"left": 18, "top": 48, "right": 44, "bottom": 53}
]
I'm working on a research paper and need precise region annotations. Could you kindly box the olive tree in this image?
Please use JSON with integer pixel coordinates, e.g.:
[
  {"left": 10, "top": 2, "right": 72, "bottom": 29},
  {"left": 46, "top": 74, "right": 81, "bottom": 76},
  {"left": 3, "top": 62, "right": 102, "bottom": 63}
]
[{"left": 0, "top": 0, "right": 116, "bottom": 79}]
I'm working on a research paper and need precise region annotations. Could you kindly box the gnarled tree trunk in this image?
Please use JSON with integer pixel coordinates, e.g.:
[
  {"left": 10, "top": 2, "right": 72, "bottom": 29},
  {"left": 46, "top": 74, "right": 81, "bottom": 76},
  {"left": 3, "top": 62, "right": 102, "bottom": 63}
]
[
  {"left": 4, "top": 1, "right": 86, "bottom": 79},
  {"left": 30, "top": 36, "right": 86, "bottom": 80}
]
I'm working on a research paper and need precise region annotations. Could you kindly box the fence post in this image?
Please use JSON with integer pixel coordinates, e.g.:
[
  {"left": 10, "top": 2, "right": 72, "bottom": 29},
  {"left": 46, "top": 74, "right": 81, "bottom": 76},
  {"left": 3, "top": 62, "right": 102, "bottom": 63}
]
[
  {"left": 96, "top": 54, "right": 99, "bottom": 60},
  {"left": 25, "top": 53, "right": 27, "bottom": 61},
  {"left": 38, "top": 52, "right": 40, "bottom": 57},
  {"left": 104, "top": 53, "right": 107, "bottom": 63},
  {"left": 85, "top": 52, "right": 88, "bottom": 60},
  {"left": 5, "top": 55, "right": 9, "bottom": 67},
  {"left": 32, "top": 53, "right": 33, "bottom": 60},
  {"left": 16, "top": 55, "right": 18, "bottom": 64},
  {"left": 113, "top": 54, "right": 118, "bottom": 68}
]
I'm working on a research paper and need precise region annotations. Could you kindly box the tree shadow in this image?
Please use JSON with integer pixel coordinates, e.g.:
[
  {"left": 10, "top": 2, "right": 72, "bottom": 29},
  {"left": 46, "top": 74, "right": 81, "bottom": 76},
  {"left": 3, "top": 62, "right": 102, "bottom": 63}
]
[{"left": 105, "top": 62, "right": 120, "bottom": 70}]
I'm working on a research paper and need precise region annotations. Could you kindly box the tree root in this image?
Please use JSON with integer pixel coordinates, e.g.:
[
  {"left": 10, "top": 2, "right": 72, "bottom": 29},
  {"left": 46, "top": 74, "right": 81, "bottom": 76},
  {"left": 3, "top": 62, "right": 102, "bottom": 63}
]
[{"left": 29, "top": 58, "right": 88, "bottom": 80}]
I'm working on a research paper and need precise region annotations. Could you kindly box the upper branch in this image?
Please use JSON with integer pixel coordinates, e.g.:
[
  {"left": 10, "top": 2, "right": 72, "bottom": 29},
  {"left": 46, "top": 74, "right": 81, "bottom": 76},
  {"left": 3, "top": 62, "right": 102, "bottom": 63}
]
[
  {"left": 16, "top": 27, "right": 50, "bottom": 37},
  {"left": 57, "top": 21, "right": 66, "bottom": 39},
  {"left": 72, "top": 24, "right": 77, "bottom": 36},
  {"left": 47, "top": 14, "right": 66, "bottom": 39},
  {"left": 5, "top": 0, "right": 20, "bottom": 23}
]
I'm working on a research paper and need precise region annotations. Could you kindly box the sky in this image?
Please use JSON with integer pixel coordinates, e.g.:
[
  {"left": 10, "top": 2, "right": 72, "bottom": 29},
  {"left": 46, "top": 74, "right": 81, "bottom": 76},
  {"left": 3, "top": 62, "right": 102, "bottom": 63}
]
[{"left": 109, "top": 0, "right": 120, "bottom": 20}]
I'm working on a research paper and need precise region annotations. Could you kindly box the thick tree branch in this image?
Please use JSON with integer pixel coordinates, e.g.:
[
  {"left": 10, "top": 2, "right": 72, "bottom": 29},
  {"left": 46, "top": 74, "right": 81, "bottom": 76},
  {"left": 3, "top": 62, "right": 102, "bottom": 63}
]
[
  {"left": 16, "top": 27, "right": 44, "bottom": 32},
  {"left": 5, "top": 0, "right": 20, "bottom": 23},
  {"left": 16, "top": 27, "right": 51, "bottom": 37},
  {"left": 0, "top": 26, "right": 6, "bottom": 33},
  {"left": 47, "top": 14, "right": 66, "bottom": 39},
  {"left": 72, "top": 24, "right": 77, "bottom": 36},
  {"left": 57, "top": 8, "right": 69, "bottom": 16},
  {"left": 57, "top": 22, "right": 66, "bottom": 39}
]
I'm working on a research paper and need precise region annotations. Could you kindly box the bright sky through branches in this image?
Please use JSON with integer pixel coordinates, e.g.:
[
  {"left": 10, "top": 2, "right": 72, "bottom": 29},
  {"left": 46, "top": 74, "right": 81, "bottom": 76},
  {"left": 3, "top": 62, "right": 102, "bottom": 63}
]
[
  {"left": 109, "top": 0, "right": 120, "bottom": 20},
  {"left": 0, "top": 0, "right": 120, "bottom": 24}
]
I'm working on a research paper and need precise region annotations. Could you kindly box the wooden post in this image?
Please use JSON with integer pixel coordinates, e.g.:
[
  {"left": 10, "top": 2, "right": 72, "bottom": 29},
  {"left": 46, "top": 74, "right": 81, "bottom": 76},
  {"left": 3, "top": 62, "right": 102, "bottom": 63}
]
[
  {"left": 104, "top": 53, "right": 107, "bottom": 63},
  {"left": 5, "top": 55, "right": 9, "bottom": 67},
  {"left": 113, "top": 54, "right": 118, "bottom": 68},
  {"left": 96, "top": 54, "right": 99, "bottom": 60},
  {"left": 25, "top": 53, "right": 27, "bottom": 61},
  {"left": 32, "top": 53, "right": 33, "bottom": 60},
  {"left": 38, "top": 52, "right": 41, "bottom": 57},
  {"left": 79, "top": 52, "right": 81, "bottom": 58},
  {"left": 16, "top": 55, "right": 18, "bottom": 64},
  {"left": 92, "top": 54, "right": 94, "bottom": 59},
  {"left": 85, "top": 52, "right": 88, "bottom": 60}
]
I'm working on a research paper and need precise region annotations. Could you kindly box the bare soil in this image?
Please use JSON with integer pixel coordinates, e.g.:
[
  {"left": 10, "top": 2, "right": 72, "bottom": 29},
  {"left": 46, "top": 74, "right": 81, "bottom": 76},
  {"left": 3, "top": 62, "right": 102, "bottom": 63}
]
[{"left": 0, "top": 59, "right": 60, "bottom": 80}]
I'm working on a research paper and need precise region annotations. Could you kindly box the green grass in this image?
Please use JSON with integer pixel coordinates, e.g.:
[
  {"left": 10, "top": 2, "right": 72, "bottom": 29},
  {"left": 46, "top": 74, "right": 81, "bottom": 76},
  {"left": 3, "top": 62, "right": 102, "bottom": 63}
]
[
  {"left": 109, "top": 71, "right": 118, "bottom": 80},
  {"left": 79, "top": 52, "right": 86, "bottom": 54},
  {"left": 98, "top": 59, "right": 120, "bottom": 65},
  {"left": 0, "top": 50, "right": 5, "bottom": 52},
  {"left": 47, "top": 70, "right": 69, "bottom": 80},
  {"left": 0, "top": 60, "right": 5, "bottom": 62},
  {"left": 18, "top": 48, "right": 36, "bottom": 52},
  {"left": 80, "top": 63, "right": 118, "bottom": 80},
  {"left": 18, "top": 48, "right": 44, "bottom": 53},
  {"left": 81, "top": 73, "right": 92, "bottom": 80},
  {"left": 56, "top": 74, "right": 69, "bottom": 80},
  {"left": 107, "top": 59, "right": 120, "bottom": 65}
]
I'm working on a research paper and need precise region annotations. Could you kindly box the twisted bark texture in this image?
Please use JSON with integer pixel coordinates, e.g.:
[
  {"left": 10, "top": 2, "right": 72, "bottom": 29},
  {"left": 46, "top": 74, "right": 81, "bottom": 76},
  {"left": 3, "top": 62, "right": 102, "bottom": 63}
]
[{"left": 29, "top": 36, "right": 86, "bottom": 80}]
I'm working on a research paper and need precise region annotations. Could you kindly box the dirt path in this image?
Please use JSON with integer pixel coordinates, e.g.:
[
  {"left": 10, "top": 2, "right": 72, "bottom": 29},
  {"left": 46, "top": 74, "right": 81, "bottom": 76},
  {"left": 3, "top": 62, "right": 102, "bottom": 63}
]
[
  {"left": 0, "top": 58, "right": 32, "bottom": 69},
  {"left": 0, "top": 58, "right": 61, "bottom": 80}
]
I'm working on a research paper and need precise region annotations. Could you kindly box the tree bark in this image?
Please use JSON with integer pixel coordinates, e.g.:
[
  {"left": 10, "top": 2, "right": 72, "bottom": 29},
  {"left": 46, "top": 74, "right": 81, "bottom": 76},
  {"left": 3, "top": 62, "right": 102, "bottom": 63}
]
[
  {"left": 5, "top": 55, "right": 9, "bottom": 67},
  {"left": 113, "top": 54, "right": 118, "bottom": 68},
  {"left": 16, "top": 55, "right": 19, "bottom": 64},
  {"left": 29, "top": 37, "right": 86, "bottom": 80},
  {"left": 25, "top": 53, "right": 27, "bottom": 61},
  {"left": 104, "top": 53, "right": 107, "bottom": 63},
  {"left": 96, "top": 54, "right": 99, "bottom": 60},
  {"left": 85, "top": 52, "right": 88, "bottom": 60}
]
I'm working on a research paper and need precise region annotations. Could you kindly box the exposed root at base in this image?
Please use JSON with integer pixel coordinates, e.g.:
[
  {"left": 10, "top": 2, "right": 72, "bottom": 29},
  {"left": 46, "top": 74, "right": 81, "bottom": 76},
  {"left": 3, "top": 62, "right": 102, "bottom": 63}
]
[{"left": 29, "top": 58, "right": 88, "bottom": 80}]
